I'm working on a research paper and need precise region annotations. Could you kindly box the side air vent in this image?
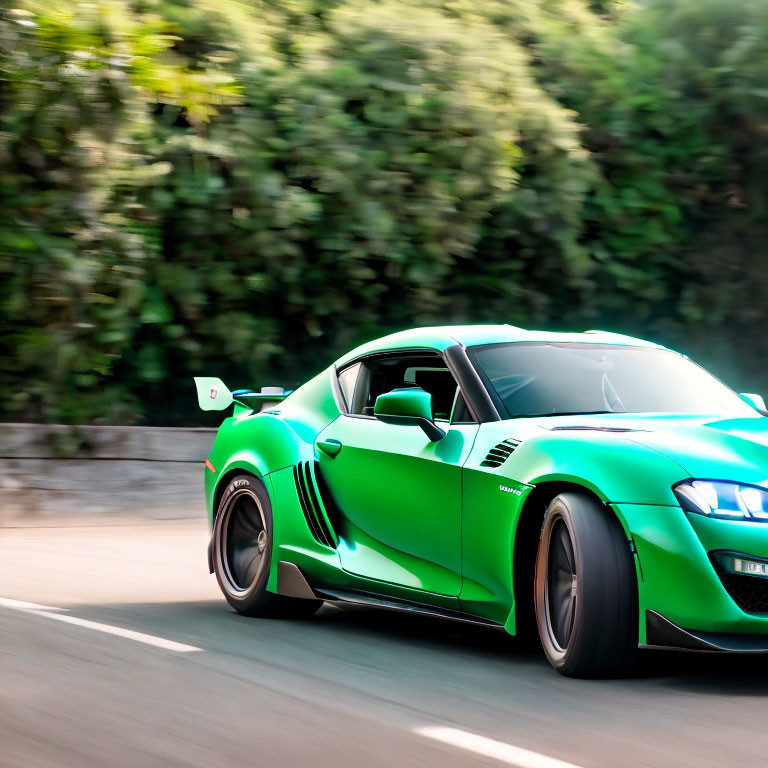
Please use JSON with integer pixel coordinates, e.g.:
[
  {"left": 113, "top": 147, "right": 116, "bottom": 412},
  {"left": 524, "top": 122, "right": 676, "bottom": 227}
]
[
  {"left": 480, "top": 438, "right": 521, "bottom": 468},
  {"left": 293, "top": 461, "right": 339, "bottom": 549}
]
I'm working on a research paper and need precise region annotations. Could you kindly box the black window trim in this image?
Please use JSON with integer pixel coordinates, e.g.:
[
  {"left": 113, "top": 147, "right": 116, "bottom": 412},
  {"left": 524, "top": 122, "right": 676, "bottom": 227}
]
[
  {"left": 443, "top": 344, "right": 500, "bottom": 423},
  {"left": 329, "top": 366, "right": 347, "bottom": 414}
]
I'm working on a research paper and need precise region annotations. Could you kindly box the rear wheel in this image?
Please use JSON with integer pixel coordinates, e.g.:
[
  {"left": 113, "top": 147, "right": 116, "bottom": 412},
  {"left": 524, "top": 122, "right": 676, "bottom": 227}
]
[
  {"left": 213, "top": 474, "right": 323, "bottom": 618},
  {"left": 534, "top": 492, "right": 637, "bottom": 677}
]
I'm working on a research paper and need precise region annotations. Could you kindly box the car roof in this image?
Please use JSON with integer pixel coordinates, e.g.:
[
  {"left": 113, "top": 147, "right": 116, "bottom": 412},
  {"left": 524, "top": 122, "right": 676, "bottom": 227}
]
[{"left": 334, "top": 324, "right": 665, "bottom": 366}]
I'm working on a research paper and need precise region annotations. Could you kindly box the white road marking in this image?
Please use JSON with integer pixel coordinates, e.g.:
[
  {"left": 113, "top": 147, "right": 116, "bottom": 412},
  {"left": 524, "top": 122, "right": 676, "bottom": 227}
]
[
  {"left": 0, "top": 597, "right": 65, "bottom": 612},
  {"left": 22, "top": 611, "right": 203, "bottom": 653},
  {"left": 415, "top": 726, "right": 585, "bottom": 768},
  {"left": 0, "top": 598, "right": 202, "bottom": 653}
]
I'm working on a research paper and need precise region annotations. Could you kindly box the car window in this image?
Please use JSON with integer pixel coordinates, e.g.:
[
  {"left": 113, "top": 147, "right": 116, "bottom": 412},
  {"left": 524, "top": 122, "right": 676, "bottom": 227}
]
[
  {"left": 336, "top": 362, "right": 360, "bottom": 410},
  {"left": 348, "top": 354, "right": 459, "bottom": 419},
  {"left": 469, "top": 342, "right": 755, "bottom": 417}
]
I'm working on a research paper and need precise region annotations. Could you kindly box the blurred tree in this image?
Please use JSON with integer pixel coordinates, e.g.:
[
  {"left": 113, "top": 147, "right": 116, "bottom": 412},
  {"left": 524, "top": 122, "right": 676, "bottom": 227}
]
[
  {"left": 2, "top": 0, "right": 768, "bottom": 425},
  {"left": 130, "top": 0, "right": 590, "bottom": 414},
  {"left": 516, "top": 0, "right": 768, "bottom": 386},
  {"left": 618, "top": 0, "right": 768, "bottom": 389},
  {"left": 0, "top": 2, "right": 236, "bottom": 422}
]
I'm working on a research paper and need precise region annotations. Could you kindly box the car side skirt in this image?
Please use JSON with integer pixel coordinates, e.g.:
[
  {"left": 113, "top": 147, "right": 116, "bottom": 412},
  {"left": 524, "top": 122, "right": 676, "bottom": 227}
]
[{"left": 314, "top": 587, "right": 505, "bottom": 629}]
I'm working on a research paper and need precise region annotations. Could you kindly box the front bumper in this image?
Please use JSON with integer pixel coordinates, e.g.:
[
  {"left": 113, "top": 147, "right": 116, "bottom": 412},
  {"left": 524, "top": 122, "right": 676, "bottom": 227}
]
[{"left": 614, "top": 502, "right": 768, "bottom": 646}]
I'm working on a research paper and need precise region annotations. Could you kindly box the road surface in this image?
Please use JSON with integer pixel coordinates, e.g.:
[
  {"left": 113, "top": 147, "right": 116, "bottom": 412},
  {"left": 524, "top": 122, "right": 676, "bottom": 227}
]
[{"left": 1, "top": 520, "right": 767, "bottom": 768}]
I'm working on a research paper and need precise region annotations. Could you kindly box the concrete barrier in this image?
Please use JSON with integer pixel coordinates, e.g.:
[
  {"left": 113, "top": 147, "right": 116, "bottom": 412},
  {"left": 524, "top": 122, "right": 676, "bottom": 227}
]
[{"left": 0, "top": 424, "right": 216, "bottom": 526}]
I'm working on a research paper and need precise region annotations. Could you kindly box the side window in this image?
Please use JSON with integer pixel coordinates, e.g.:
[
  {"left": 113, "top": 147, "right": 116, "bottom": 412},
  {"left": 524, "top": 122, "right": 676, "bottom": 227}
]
[
  {"left": 337, "top": 362, "right": 361, "bottom": 411},
  {"left": 346, "top": 353, "right": 462, "bottom": 419},
  {"left": 403, "top": 366, "right": 454, "bottom": 420}
]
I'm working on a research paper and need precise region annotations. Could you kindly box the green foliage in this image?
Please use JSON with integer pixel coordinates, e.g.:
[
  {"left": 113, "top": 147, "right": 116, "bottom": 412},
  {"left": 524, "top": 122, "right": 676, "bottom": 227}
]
[
  {"left": 0, "top": 2, "right": 235, "bottom": 422},
  {"left": 2, "top": 0, "right": 768, "bottom": 424}
]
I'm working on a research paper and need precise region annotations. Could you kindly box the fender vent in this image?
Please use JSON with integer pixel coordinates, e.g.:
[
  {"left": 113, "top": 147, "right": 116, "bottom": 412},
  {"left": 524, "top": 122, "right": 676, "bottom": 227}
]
[
  {"left": 480, "top": 438, "right": 521, "bottom": 468},
  {"left": 293, "top": 461, "right": 339, "bottom": 549}
]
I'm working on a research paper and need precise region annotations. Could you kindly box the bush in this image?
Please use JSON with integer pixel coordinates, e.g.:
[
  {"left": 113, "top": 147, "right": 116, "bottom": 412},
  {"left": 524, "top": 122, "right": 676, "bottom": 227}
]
[{"left": 2, "top": 0, "right": 768, "bottom": 424}]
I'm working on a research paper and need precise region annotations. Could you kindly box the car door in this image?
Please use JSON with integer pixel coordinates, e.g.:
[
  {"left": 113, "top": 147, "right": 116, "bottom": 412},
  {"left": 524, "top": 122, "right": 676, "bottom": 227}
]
[{"left": 316, "top": 351, "right": 479, "bottom": 596}]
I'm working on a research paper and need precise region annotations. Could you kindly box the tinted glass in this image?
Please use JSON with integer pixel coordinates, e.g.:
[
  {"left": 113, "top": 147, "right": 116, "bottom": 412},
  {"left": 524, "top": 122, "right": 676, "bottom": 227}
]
[
  {"left": 347, "top": 354, "right": 457, "bottom": 417},
  {"left": 470, "top": 343, "right": 755, "bottom": 418}
]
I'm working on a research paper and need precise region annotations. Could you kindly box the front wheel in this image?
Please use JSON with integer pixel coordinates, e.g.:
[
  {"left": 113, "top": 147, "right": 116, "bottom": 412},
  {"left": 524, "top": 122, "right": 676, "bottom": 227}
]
[
  {"left": 212, "top": 474, "right": 323, "bottom": 618},
  {"left": 534, "top": 492, "right": 637, "bottom": 677}
]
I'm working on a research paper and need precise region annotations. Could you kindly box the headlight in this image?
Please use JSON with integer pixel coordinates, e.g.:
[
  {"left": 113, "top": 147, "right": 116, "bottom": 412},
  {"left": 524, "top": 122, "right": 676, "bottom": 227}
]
[{"left": 674, "top": 480, "right": 768, "bottom": 522}]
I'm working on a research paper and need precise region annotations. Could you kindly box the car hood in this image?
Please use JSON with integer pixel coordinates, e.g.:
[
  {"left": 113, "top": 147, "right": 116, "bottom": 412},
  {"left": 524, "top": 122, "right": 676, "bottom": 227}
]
[{"left": 533, "top": 413, "right": 768, "bottom": 487}]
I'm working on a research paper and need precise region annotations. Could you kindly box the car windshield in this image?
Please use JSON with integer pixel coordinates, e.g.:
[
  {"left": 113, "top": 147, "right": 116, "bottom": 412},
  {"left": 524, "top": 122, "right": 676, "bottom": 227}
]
[{"left": 469, "top": 342, "right": 755, "bottom": 418}]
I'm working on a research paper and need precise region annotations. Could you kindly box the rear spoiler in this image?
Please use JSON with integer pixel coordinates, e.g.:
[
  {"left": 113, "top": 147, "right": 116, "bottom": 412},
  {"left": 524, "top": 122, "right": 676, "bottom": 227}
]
[{"left": 194, "top": 377, "right": 291, "bottom": 412}]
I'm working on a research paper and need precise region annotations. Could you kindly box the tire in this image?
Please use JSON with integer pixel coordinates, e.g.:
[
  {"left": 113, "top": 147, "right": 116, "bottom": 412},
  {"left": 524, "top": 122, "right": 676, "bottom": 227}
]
[
  {"left": 534, "top": 492, "right": 637, "bottom": 678},
  {"left": 212, "top": 474, "right": 323, "bottom": 618}
]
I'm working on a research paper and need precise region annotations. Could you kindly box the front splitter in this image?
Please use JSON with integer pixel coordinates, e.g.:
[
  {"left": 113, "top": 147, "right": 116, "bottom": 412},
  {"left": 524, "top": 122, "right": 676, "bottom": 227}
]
[{"left": 644, "top": 610, "right": 768, "bottom": 652}]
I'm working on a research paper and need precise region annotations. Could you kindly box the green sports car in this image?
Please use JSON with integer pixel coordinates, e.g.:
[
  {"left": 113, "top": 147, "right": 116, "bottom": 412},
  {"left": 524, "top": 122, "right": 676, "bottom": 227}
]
[{"left": 195, "top": 325, "right": 768, "bottom": 677}]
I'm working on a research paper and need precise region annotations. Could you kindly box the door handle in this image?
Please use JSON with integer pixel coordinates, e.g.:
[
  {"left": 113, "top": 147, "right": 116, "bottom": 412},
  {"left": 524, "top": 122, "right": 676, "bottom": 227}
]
[{"left": 317, "top": 438, "right": 342, "bottom": 458}]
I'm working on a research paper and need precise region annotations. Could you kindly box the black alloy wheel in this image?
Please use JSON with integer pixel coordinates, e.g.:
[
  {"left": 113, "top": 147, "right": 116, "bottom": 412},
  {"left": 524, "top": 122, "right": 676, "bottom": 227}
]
[
  {"left": 221, "top": 490, "right": 268, "bottom": 595},
  {"left": 534, "top": 492, "right": 638, "bottom": 677},
  {"left": 546, "top": 518, "right": 577, "bottom": 650},
  {"left": 212, "top": 474, "right": 323, "bottom": 618}
]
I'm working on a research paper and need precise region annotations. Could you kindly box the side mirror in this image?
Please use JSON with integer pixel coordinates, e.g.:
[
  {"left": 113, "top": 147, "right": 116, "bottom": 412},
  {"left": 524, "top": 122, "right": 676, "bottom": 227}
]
[
  {"left": 740, "top": 393, "right": 767, "bottom": 414},
  {"left": 373, "top": 387, "right": 446, "bottom": 441}
]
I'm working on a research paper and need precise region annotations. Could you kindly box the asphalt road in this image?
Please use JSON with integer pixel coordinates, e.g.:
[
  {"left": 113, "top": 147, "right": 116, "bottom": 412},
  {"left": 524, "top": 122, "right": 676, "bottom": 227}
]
[{"left": 2, "top": 521, "right": 768, "bottom": 768}]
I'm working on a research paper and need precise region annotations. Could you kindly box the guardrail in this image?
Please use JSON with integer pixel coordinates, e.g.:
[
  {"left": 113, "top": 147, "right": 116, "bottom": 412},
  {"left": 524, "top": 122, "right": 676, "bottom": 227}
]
[{"left": 0, "top": 424, "right": 215, "bottom": 526}]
